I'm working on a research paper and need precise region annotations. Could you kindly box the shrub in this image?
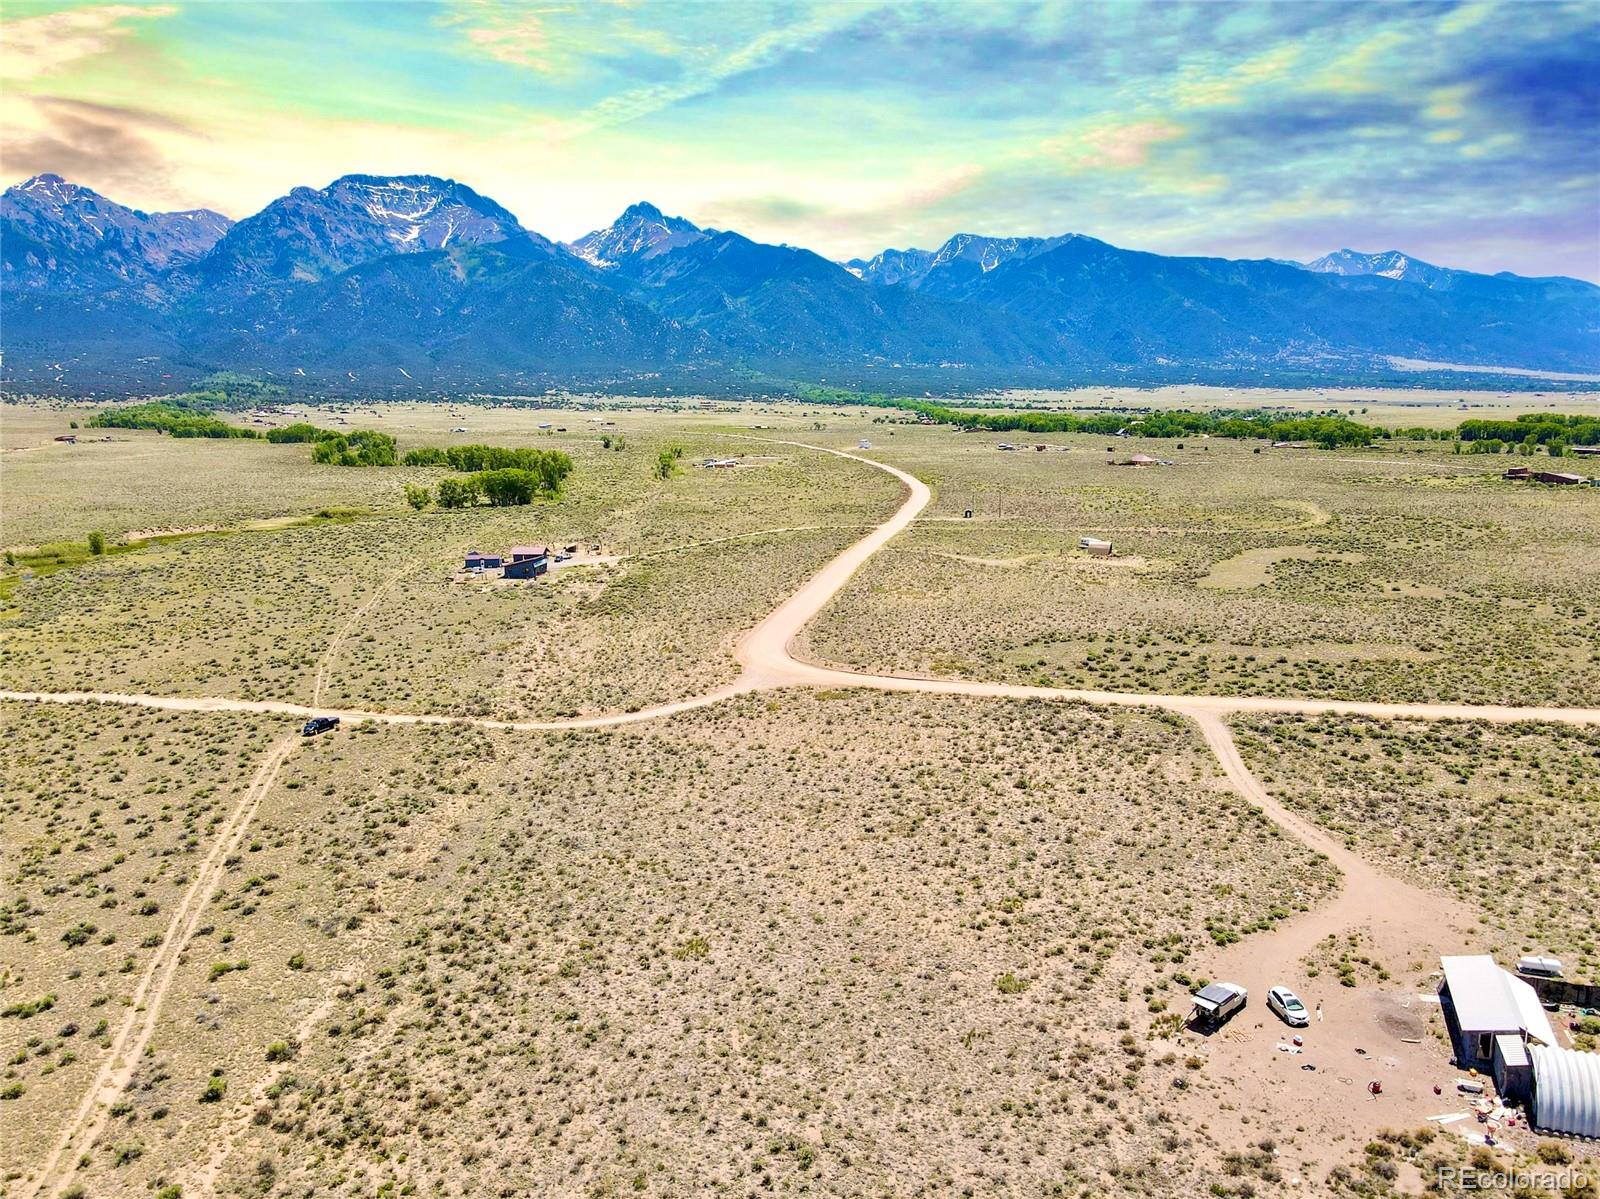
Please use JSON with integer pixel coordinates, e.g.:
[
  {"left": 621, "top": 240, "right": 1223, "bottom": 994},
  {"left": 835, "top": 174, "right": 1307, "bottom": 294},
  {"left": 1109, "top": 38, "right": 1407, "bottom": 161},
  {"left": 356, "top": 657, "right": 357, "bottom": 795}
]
[
  {"left": 87, "top": 531, "right": 106, "bottom": 555},
  {"left": 88, "top": 401, "right": 259, "bottom": 439},
  {"left": 310, "top": 429, "right": 396, "bottom": 467}
]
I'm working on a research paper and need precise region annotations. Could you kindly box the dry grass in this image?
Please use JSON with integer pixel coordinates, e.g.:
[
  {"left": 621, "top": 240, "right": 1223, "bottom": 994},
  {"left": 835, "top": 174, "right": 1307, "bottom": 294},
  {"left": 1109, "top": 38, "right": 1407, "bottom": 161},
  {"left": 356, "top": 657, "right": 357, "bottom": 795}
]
[
  {"left": 0, "top": 701, "right": 285, "bottom": 1170},
  {"left": 4, "top": 694, "right": 1335, "bottom": 1197},
  {"left": 2, "top": 413, "right": 897, "bottom": 717},
  {"left": 802, "top": 425, "right": 1600, "bottom": 705},
  {"left": 1232, "top": 714, "right": 1600, "bottom": 983}
]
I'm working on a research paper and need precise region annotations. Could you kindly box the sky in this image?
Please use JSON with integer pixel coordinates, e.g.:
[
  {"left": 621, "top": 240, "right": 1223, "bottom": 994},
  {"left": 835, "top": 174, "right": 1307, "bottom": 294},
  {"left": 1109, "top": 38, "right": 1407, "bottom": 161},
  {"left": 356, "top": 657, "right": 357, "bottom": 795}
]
[{"left": 3, "top": 0, "right": 1598, "bottom": 279}]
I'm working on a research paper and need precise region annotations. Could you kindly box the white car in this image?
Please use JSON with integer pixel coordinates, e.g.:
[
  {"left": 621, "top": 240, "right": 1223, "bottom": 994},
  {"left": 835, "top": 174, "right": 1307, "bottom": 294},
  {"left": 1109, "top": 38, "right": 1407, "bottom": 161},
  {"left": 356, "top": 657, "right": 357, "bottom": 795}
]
[{"left": 1267, "top": 986, "right": 1310, "bottom": 1027}]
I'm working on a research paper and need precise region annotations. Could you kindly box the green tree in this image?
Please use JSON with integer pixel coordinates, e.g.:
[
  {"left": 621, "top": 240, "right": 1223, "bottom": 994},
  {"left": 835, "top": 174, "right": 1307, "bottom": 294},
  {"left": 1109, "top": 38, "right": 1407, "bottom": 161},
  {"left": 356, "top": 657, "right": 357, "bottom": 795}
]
[
  {"left": 87, "top": 531, "right": 106, "bottom": 556},
  {"left": 654, "top": 445, "right": 684, "bottom": 481},
  {"left": 436, "top": 476, "right": 482, "bottom": 509},
  {"left": 403, "top": 483, "right": 431, "bottom": 511},
  {"left": 477, "top": 468, "right": 539, "bottom": 506}
]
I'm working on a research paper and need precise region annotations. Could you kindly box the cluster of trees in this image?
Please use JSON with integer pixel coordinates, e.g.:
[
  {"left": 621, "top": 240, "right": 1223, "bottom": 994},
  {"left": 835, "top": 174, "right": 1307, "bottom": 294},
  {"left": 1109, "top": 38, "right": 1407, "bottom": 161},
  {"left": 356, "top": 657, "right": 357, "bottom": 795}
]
[
  {"left": 401, "top": 444, "right": 573, "bottom": 493},
  {"left": 417, "top": 468, "right": 560, "bottom": 509},
  {"left": 264, "top": 422, "right": 332, "bottom": 443},
  {"left": 867, "top": 397, "right": 1381, "bottom": 448},
  {"left": 310, "top": 429, "right": 397, "bottom": 466},
  {"left": 1456, "top": 413, "right": 1598, "bottom": 457},
  {"left": 88, "top": 401, "right": 260, "bottom": 439}
]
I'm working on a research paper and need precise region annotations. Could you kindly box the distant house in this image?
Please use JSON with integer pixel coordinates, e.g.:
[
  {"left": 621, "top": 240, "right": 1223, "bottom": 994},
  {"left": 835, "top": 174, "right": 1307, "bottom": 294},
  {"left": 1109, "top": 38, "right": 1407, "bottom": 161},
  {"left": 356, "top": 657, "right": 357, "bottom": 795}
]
[
  {"left": 1503, "top": 466, "right": 1532, "bottom": 480},
  {"left": 503, "top": 545, "right": 549, "bottom": 579},
  {"left": 464, "top": 551, "right": 503, "bottom": 571},
  {"left": 1533, "top": 471, "right": 1584, "bottom": 485},
  {"left": 1570, "top": 446, "right": 1600, "bottom": 457},
  {"left": 1438, "top": 955, "right": 1555, "bottom": 1100}
]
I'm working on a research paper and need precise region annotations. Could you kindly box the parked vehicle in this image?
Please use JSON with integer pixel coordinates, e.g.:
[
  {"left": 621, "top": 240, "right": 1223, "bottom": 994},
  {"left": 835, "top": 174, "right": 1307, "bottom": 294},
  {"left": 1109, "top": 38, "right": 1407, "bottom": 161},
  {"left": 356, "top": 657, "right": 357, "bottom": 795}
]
[
  {"left": 302, "top": 715, "right": 340, "bottom": 737},
  {"left": 1267, "top": 986, "right": 1310, "bottom": 1027},
  {"left": 1517, "top": 956, "right": 1564, "bottom": 979},
  {"left": 1191, "top": 982, "right": 1247, "bottom": 1026}
]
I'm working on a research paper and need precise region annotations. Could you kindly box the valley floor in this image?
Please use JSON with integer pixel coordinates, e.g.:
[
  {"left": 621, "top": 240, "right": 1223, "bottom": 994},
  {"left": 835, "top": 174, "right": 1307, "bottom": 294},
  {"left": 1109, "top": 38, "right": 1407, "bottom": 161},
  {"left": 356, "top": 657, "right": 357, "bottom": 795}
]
[{"left": 3, "top": 398, "right": 1598, "bottom": 1198}]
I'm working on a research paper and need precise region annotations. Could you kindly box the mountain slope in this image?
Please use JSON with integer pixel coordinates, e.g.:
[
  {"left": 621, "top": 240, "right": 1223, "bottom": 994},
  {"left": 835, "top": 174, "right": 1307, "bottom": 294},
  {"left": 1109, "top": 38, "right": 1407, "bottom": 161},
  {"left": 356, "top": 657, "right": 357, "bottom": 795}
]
[
  {"left": 1, "top": 174, "right": 232, "bottom": 290},
  {"left": 567, "top": 202, "right": 708, "bottom": 269},
  {"left": 853, "top": 233, "right": 1599, "bottom": 372},
  {"left": 3, "top": 171, "right": 1596, "bottom": 386},
  {"left": 198, "top": 174, "right": 549, "bottom": 285},
  {"left": 625, "top": 230, "right": 1049, "bottom": 366},
  {"left": 182, "top": 244, "right": 712, "bottom": 382},
  {"left": 844, "top": 247, "right": 935, "bottom": 287},
  {"left": 1303, "top": 249, "right": 1457, "bottom": 288}
]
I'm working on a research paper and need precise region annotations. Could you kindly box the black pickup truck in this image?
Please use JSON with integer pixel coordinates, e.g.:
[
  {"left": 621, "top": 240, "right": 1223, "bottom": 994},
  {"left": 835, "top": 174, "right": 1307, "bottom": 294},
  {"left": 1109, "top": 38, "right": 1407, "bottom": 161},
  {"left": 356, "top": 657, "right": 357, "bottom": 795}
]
[{"left": 302, "top": 716, "right": 340, "bottom": 737}]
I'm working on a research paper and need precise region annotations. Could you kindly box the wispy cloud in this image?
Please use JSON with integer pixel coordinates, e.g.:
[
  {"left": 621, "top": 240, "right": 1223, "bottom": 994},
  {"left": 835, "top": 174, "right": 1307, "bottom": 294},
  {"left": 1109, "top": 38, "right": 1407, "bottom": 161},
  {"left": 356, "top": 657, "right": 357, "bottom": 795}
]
[
  {"left": 0, "top": 3, "right": 174, "bottom": 81},
  {"left": 2, "top": 0, "right": 1594, "bottom": 278}
]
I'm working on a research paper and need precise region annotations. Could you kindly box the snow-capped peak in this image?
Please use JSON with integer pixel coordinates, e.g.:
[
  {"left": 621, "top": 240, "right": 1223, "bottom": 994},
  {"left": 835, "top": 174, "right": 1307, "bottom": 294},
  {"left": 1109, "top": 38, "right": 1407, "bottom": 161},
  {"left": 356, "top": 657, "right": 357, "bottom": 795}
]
[
  {"left": 1303, "top": 248, "right": 1451, "bottom": 288},
  {"left": 566, "top": 201, "right": 706, "bottom": 269}
]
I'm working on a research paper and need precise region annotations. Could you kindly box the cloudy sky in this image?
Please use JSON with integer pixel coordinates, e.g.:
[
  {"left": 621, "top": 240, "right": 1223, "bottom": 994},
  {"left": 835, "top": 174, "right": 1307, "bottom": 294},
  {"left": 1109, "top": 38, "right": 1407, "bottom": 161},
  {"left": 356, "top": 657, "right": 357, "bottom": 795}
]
[{"left": 3, "top": 0, "right": 1597, "bottom": 277}]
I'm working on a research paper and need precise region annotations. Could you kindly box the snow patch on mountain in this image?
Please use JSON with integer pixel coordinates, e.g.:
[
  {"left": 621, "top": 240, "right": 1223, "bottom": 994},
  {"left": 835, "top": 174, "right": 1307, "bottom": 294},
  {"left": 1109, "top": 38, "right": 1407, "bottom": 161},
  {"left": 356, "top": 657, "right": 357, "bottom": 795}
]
[{"left": 567, "top": 202, "right": 707, "bottom": 269}]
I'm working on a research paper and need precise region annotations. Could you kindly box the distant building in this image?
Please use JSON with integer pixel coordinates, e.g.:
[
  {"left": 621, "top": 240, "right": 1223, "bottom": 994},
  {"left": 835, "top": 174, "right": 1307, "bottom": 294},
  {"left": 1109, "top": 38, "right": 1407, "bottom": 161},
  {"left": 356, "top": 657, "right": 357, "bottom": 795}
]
[
  {"left": 503, "top": 545, "right": 549, "bottom": 579},
  {"left": 1503, "top": 466, "right": 1532, "bottom": 480},
  {"left": 1569, "top": 446, "right": 1600, "bottom": 457},
  {"left": 1533, "top": 471, "right": 1584, "bottom": 485},
  {"left": 1114, "top": 453, "right": 1163, "bottom": 467},
  {"left": 1438, "top": 955, "right": 1555, "bottom": 1101},
  {"left": 464, "top": 551, "right": 503, "bottom": 571},
  {"left": 1079, "top": 536, "right": 1113, "bottom": 556}
]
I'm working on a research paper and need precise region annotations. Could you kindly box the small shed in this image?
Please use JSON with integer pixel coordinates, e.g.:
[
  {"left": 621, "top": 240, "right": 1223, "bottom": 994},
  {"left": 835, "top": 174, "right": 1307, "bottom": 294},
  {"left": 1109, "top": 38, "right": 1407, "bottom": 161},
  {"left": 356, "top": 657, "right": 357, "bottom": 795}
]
[
  {"left": 1528, "top": 1045, "right": 1600, "bottom": 1138},
  {"left": 1503, "top": 466, "right": 1532, "bottom": 480},
  {"left": 1079, "top": 537, "right": 1113, "bottom": 557},
  {"left": 1493, "top": 1033, "right": 1531, "bottom": 1100}
]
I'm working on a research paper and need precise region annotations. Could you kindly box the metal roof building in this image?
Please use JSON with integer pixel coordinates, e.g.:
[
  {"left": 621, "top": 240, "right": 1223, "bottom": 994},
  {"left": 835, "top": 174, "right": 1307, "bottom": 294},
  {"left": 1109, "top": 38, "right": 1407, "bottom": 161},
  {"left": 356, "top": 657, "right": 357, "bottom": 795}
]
[
  {"left": 1438, "top": 956, "right": 1556, "bottom": 1089},
  {"left": 1528, "top": 1045, "right": 1600, "bottom": 1139}
]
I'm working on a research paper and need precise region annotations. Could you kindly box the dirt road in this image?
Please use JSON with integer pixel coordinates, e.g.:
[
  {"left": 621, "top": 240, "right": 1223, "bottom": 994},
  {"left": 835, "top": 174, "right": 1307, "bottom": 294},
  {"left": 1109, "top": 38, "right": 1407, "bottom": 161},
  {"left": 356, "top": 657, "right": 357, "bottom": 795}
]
[
  {"left": 6, "top": 438, "right": 1599, "bottom": 1190},
  {"left": 24, "top": 735, "right": 301, "bottom": 1199},
  {"left": 7, "top": 441, "right": 1598, "bottom": 730}
]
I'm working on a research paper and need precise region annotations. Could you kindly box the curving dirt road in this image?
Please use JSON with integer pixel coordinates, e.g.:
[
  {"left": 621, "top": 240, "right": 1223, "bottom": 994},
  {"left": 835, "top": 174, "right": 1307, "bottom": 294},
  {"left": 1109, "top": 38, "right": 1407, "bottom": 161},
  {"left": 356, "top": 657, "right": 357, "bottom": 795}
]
[
  {"left": 6, "top": 441, "right": 1598, "bottom": 730},
  {"left": 7, "top": 437, "right": 1599, "bottom": 1192}
]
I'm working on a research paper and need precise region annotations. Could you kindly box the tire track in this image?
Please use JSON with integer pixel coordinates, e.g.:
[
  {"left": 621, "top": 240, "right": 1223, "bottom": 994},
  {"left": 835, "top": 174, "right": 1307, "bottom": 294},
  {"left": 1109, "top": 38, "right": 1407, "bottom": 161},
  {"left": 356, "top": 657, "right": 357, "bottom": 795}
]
[{"left": 24, "top": 734, "right": 300, "bottom": 1199}]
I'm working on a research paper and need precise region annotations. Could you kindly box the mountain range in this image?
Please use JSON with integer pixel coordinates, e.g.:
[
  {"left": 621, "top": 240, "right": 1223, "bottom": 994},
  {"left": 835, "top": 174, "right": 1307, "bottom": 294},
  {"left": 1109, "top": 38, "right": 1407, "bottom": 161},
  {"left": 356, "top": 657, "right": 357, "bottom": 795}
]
[{"left": 3, "top": 172, "right": 1595, "bottom": 392}]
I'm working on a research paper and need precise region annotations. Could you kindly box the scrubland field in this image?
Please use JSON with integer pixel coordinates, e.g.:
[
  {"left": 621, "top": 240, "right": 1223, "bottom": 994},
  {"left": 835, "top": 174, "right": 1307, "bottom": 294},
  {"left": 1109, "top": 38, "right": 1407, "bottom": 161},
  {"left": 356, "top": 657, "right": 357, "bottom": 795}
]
[
  {"left": 3, "top": 693, "right": 1337, "bottom": 1197},
  {"left": 803, "top": 423, "right": 1600, "bottom": 706},
  {"left": 1233, "top": 715, "right": 1600, "bottom": 983},
  {"left": 4, "top": 394, "right": 1599, "bottom": 1197},
  {"left": 3, "top": 403, "right": 896, "bottom": 718}
]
